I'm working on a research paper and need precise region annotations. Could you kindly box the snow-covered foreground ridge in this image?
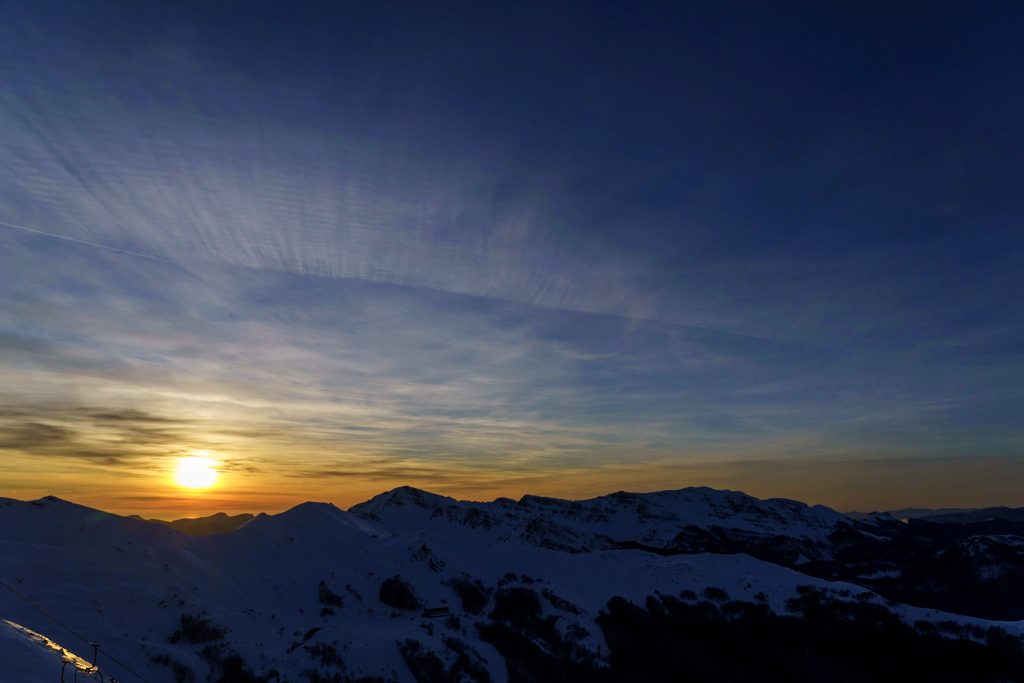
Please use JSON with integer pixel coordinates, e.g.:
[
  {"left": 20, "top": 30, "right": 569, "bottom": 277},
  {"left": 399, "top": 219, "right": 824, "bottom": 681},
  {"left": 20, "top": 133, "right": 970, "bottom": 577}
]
[{"left": 1, "top": 487, "right": 1021, "bottom": 682}]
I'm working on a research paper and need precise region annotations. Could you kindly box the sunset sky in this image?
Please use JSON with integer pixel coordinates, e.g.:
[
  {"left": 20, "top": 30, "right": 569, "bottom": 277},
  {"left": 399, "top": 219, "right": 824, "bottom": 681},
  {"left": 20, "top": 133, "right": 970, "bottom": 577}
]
[{"left": 1, "top": 2, "right": 1022, "bottom": 518}]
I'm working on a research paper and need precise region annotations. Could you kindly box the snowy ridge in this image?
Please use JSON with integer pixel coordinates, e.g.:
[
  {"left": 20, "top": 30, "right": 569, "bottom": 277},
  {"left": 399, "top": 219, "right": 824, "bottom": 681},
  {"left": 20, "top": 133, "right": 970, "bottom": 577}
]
[
  {"left": 1, "top": 488, "right": 1021, "bottom": 682},
  {"left": 350, "top": 485, "right": 850, "bottom": 551}
]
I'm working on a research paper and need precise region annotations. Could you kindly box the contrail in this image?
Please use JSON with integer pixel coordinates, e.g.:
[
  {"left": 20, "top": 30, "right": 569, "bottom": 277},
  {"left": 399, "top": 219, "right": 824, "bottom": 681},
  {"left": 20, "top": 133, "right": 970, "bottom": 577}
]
[{"left": 0, "top": 219, "right": 174, "bottom": 264}]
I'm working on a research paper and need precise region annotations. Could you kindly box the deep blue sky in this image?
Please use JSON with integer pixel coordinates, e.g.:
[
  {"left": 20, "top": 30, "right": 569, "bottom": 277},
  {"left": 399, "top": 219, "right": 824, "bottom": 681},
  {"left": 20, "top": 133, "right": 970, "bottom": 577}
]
[{"left": 1, "top": 1, "right": 1021, "bottom": 513}]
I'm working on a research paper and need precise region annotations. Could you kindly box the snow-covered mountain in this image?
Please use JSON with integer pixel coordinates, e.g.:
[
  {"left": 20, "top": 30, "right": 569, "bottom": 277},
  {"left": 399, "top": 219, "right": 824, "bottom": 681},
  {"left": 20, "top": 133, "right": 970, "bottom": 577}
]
[
  {"left": 1, "top": 488, "right": 1021, "bottom": 682},
  {"left": 351, "top": 486, "right": 846, "bottom": 553}
]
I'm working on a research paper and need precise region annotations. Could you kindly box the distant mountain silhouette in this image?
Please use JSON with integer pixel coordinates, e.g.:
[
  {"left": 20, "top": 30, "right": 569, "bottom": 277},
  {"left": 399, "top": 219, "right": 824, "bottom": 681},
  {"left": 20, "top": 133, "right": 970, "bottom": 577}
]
[
  {"left": 132, "top": 511, "right": 255, "bottom": 535},
  {"left": 921, "top": 506, "right": 1024, "bottom": 524}
]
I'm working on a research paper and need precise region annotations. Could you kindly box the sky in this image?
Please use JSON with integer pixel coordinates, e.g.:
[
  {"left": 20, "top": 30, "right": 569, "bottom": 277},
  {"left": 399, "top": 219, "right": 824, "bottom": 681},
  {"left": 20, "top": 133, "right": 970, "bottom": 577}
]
[{"left": 1, "top": 1, "right": 1022, "bottom": 518}]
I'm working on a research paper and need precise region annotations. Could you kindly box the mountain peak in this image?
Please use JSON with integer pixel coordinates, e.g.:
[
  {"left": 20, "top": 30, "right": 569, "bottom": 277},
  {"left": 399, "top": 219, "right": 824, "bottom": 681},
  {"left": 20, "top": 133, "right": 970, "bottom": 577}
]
[
  {"left": 247, "top": 501, "right": 342, "bottom": 526},
  {"left": 237, "top": 500, "right": 389, "bottom": 541},
  {"left": 351, "top": 486, "right": 454, "bottom": 513},
  {"left": 283, "top": 500, "right": 339, "bottom": 513},
  {"left": 24, "top": 495, "right": 116, "bottom": 521},
  {"left": 30, "top": 495, "right": 87, "bottom": 509}
]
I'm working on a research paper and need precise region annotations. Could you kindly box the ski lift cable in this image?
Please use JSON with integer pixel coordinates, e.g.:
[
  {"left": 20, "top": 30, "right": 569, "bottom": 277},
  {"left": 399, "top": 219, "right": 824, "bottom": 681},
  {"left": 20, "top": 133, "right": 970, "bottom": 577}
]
[{"left": 0, "top": 577, "right": 153, "bottom": 683}]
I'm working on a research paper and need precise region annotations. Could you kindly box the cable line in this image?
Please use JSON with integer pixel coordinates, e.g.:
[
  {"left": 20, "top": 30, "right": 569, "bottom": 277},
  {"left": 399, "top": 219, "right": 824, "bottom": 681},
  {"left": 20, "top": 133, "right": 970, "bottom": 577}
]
[{"left": 0, "top": 576, "right": 153, "bottom": 683}]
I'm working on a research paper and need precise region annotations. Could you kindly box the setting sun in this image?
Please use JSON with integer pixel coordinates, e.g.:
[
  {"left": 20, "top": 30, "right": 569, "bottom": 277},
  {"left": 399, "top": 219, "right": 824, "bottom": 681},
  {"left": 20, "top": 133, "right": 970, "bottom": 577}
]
[{"left": 174, "top": 454, "right": 219, "bottom": 490}]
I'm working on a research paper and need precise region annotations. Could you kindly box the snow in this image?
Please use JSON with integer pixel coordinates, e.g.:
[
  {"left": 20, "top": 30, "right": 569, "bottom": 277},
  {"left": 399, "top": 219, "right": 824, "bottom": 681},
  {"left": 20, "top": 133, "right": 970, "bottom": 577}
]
[
  {"left": 1, "top": 487, "right": 1021, "bottom": 682},
  {"left": 351, "top": 485, "right": 850, "bottom": 553},
  {"left": 0, "top": 619, "right": 103, "bottom": 682},
  {"left": 1, "top": 620, "right": 66, "bottom": 683}
]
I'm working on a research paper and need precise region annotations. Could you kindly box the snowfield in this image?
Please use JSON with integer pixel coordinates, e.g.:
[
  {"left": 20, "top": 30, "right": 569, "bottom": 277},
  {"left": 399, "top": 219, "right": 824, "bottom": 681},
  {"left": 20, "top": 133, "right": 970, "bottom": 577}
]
[{"left": 1, "top": 488, "right": 1021, "bottom": 682}]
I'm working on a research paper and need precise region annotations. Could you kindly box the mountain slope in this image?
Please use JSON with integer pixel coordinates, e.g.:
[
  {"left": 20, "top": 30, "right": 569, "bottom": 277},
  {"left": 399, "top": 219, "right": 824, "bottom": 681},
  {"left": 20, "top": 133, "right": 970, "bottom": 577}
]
[{"left": 1, "top": 488, "right": 1022, "bottom": 682}]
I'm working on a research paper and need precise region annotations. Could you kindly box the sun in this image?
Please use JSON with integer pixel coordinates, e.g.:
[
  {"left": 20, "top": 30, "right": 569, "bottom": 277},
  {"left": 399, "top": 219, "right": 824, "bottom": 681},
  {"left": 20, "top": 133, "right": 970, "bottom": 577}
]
[{"left": 174, "top": 453, "right": 219, "bottom": 490}]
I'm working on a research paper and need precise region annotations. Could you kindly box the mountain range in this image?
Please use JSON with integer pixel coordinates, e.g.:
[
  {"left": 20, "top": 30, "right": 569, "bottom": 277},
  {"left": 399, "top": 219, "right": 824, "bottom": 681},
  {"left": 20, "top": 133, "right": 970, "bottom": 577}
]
[
  {"left": 130, "top": 513, "right": 257, "bottom": 537},
  {"left": 2, "top": 486, "right": 1023, "bottom": 682}
]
